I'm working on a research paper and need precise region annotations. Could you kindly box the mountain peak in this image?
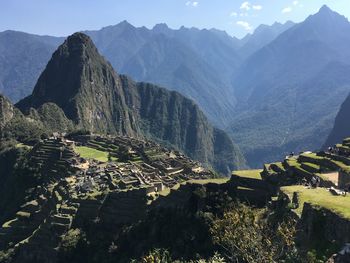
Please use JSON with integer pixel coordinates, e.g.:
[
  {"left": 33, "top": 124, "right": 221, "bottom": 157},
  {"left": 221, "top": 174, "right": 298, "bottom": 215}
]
[
  {"left": 118, "top": 20, "right": 133, "bottom": 27},
  {"left": 67, "top": 32, "right": 91, "bottom": 43},
  {"left": 16, "top": 31, "right": 140, "bottom": 136},
  {"left": 65, "top": 32, "right": 93, "bottom": 49},
  {"left": 153, "top": 23, "right": 169, "bottom": 30},
  {"left": 152, "top": 23, "right": 171, "bottom": 34},
  {"left": 319, "top": 4, "right": 332, "bottom": 13},
  {"left": 314, "top": 4, "right": 343, "bottom": 19},
  {"left": 304, "top": 4, "right": 349, "bottom": 28}
]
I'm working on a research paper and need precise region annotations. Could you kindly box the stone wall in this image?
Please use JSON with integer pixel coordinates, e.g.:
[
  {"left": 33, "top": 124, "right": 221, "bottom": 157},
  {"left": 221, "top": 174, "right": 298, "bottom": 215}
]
[
  {"left": 297, "top": 203, "right": 350, "bottom": 247},
  {"left": 338, "top": 171, "right": 350, "bottom": 189}
]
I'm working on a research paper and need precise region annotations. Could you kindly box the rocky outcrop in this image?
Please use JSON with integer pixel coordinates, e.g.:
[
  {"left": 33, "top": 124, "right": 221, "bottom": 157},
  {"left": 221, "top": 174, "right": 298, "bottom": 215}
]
[
  {"left": 325, "top": 92, "right": 350, "bottom": 148},
  {"left": 0, "top": 94, "right": 15, "bottom": 129}
]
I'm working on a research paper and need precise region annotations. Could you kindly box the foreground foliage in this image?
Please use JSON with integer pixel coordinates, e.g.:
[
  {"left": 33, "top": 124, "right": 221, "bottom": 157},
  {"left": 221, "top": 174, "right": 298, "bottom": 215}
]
[{"left": 210, "top": 203, "right": 299, "bottom": 263}]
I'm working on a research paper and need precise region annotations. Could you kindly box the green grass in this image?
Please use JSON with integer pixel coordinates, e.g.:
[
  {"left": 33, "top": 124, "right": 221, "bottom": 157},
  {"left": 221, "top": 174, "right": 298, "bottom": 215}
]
[
  {"left": 281, "top": 185, "right": 350, "bottom": 219},
  {"left": 16, "top": 211, "right": 31, "bottom": 218},
  {"left": 15, "top": 143, "right": 32, "bottom": 150},
  {"left": 75, "top": 146, "right": 112, "bottom": 162},
  {"left": 331, "top": 160, "right": 350, "bottom": 173},
  {"left": 300, "top": 153, "right": 324, "bottom": 160},
  {"left": 187, "top": 178, "right": 230, "bottom": 185},
  {"left": 232, "top": 169, "right": 262, "bottom": 180},
  {"left": 2, "top": 218, "right": 18, "bottom": 228}
]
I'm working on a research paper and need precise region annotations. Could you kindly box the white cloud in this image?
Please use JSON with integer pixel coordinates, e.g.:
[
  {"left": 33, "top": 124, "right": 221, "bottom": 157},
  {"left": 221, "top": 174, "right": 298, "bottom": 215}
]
[
  {"left": 186, "top": 1, "right": 199, "bottom": 7},
  {"left": 236, "top": 21, "right": 253, "bottom": 31},
  {"left": 239, "top": 13, "right": 248, "bottom": 17},
  {"left": 293, "top": 1, "right": 299, "bottom": 6},
  {"left": 282, "top": 7, "right": 292, "bottom": 13},
  {"left": 230, "top": 12, "right": 238, "bottom": 17},
  {"left": 252, "top": 5, "right": 262, "bottom": 10},
  {"left": 240, "top": 1, "right": 251, "bottom": 11}
]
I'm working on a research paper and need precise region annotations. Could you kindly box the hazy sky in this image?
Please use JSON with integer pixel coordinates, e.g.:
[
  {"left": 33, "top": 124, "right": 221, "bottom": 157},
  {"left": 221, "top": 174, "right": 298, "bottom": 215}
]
[{"left": 1, "top": 0, "right": 349, "bottom": 38}]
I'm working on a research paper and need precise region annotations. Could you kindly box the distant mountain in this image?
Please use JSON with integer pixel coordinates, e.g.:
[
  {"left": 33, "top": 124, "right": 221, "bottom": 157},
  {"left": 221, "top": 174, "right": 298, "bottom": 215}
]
[
  {"left": 120, "top": 33, "right": 236, "bottom": 126},
  {"left": 84, "top": 22, "right": 241, "bottom": 127},
  {"left": 324, "top": 88, "right": 350, "bottom": 147},
  {"left": 17, "top": 33, "right": 245, "bottom": 173},
  {"left": 0, "top": 31, "right": 64, "bottom": 102},
  {"left": 239, "top": 21, "right": 295, "bottom": 58},
  {"left": 0, "top": 23, "right": 243, "bottom": 127},
  {"left": 229, "top": 5, "right": 350, "bottom": 166}
]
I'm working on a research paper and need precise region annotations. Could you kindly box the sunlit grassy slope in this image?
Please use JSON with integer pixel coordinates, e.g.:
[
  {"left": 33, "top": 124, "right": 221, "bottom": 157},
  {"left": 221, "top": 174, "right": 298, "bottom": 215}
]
[
  {"left": 75, "top": 146, "right": 110, "bottom": 162},
  {"left": 232, "top": 169, "right": 262, "bottom": 180},
  {"left": 281, "top": 185, "right": 350, "bottom": 219}
]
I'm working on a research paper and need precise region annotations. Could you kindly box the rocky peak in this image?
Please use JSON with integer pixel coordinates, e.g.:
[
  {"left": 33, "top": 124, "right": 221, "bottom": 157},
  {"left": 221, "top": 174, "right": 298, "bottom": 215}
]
[
  {"left": 16, "top": 32, "right": 138, "bottom": 136},
  {"left": 319, "top": 5, "right": 333, "bottom": 15},
  {"left": 306, "top": 4, "right": 349, "bottom": 25},
  {"left": 65, "top": 32, "right": 94, "bottom": 51}
]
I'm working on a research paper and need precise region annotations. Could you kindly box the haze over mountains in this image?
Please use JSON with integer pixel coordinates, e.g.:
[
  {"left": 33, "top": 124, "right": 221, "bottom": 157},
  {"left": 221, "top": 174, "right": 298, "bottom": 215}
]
[
  {"left": 229, "top": 5, "right": 350, "bottom": 166},
  {"left": 0, "top": 18, "right": 293, "bottom": 127},
  {"left": 1, "top": 5, "right": 350, "bottom": 167}
]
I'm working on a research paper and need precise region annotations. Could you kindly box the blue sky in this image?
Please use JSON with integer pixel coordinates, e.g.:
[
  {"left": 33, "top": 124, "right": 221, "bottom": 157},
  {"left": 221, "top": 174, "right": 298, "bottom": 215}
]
[{"left": 1, "top": 0, "right": 349, "bottom": 38}]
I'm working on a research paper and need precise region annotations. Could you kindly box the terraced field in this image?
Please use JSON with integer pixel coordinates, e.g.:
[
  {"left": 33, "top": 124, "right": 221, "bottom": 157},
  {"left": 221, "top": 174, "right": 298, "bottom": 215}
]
[
  {"left": 186, "top": 178, "right": 230, "bottom": 185},
  {"left": 232, "top": 169, "right": 262, "bottom": 180},
  {"left": 281, "top": 185, "right": 350, "bottom": 219}
]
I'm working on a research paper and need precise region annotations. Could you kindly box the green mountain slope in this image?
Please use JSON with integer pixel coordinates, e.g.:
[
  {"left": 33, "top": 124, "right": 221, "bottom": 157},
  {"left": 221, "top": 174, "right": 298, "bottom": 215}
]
[
  {"left": 16, "top": 33, "right": 245, "bottom": 173},
  {"left": 0, "top": 31, "right": 64, "bottom": 102},
  {"left": 324, "top": 89, "right": 350, "bottom": 147}
]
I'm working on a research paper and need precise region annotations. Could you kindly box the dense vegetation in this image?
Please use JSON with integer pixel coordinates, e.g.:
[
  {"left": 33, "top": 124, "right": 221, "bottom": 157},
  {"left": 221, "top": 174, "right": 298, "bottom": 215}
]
[{"left": 51, "top": 183, "right": 300, "bottom": 263}]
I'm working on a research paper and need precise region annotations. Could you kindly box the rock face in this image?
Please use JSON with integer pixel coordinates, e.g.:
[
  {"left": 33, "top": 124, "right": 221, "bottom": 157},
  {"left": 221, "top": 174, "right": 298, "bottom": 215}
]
[
  {"left": 16, "top": 33, "right": 245, "bottom": 173},
  {"left": 297, "top": 202, "right": 350, "bottom": 248},
  {"left": 17, "top": 33, "right": 139, "bottom": 137},
  {"left": 0, "top": 94, "right": 15, "bottom": 129},
  {"left": 324, "top": 92, "right": 350, "bottom": 147}
]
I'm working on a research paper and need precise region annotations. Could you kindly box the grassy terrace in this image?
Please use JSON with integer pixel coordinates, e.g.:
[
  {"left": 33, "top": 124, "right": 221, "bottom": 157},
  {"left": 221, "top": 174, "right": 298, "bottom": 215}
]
[
  {"left": 75, "top": 146, "right": 112, "bottom": 162},
  {"left": 187, "top": 178, "right": 230, "bottom": 185},
  {"left": 281, "top": 185, "right": 350, "bottom": 219},
  {"left": 232, "top": 169, "right": 263, "bottom": 180},
  {"left": 15, "top": 143, "right": 33, "bottom": 150}
]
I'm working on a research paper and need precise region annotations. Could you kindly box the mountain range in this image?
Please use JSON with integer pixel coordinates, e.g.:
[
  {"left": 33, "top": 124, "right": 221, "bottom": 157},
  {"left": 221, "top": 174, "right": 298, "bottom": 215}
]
[
  {"left": 8, "top": 32, "right": 245, "bottom": 174},
  {"left": 1, "top": 5, "right": 350, "bottom": 167},
  {"left": 0, "top": 18, "right": 293, "bottom": 128},
  {"left": 228, "top": 5, "right": 350, "bottom": 166}
]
